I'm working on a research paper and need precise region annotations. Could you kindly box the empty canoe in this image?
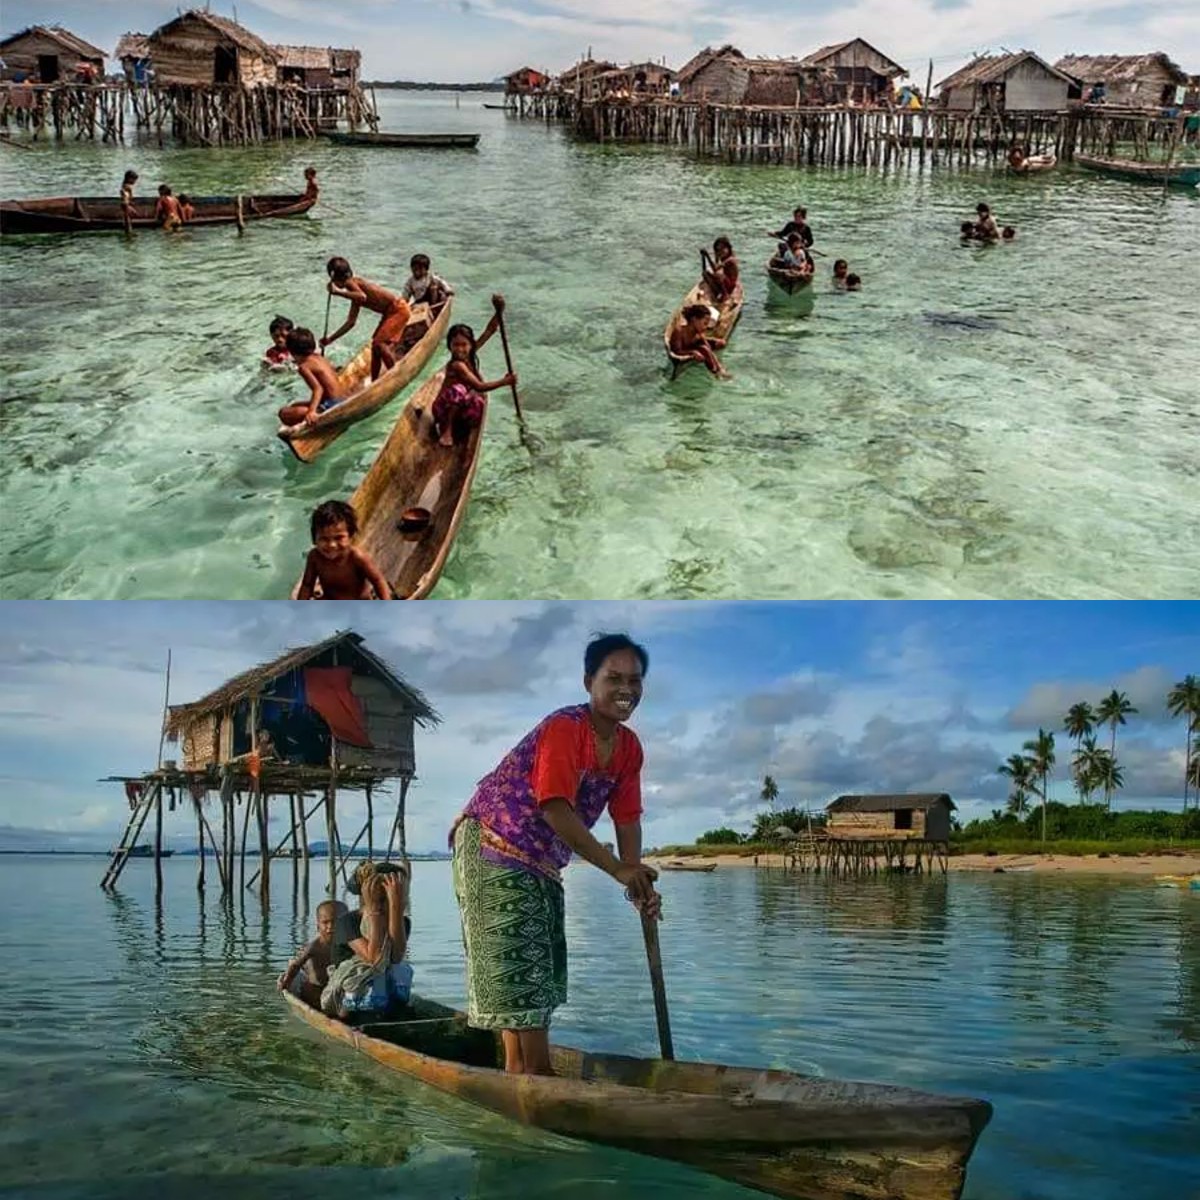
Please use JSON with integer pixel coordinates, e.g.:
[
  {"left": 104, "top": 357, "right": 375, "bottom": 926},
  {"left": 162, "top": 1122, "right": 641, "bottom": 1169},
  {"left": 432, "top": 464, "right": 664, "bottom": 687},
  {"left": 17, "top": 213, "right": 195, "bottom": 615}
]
[
  {"left": 282, "top": 991, "right": 992, "bottom": 1200},
  {"left": 324, "top": 131, "right": 480, "bottom": 148},
  {"left": 660, "top": 860, "right": 718, "bottom": 872},
  {"left": 1074, "top": 154, "right": 1200, "bottom": 187},
  {"left": 277, "top": 299, "right": 453, "bottom": 463},
  {"left": 0, "top": 191, "right": 313, "bottom": 234}
]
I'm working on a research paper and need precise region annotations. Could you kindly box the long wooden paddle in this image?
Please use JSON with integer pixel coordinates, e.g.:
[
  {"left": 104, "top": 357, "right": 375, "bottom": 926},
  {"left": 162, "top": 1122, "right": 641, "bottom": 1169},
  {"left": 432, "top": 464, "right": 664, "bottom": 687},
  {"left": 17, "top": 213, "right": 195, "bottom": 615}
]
[
  {"left": 320, "top": 291, "right": 332, "bottom": 356},
  {"left": 640, "top": 909, "right": 675, "bottom": 1060},
  {"left": 492, "top": 294, "right": 537, "bottom": 452}
]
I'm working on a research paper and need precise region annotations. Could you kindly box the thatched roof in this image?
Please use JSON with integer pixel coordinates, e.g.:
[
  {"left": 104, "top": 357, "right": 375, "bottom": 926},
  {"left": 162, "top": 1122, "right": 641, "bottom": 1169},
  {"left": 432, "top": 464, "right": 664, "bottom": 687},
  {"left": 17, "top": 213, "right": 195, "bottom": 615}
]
[
  {"left": 272, "top": 44, "right": 332, "bottom": 70},
  {"left": 114, "top": 33, "right": 150, "bottom": 60},
  {"left": 165, "top": 631, "right": 438, "bottom": 736},
  {"left": 557, "top": 57, "right": 616, "bottom": 84},
  {"left": 937, "top": 51, "right": 1073, "bottom": 91},
  {"left": 1, "top": 24, "right": 107, "bottom": 60},
  {"left": 675, "top": 44, "right": 744, "bottom": 84},
  {"left": 828, "top": 793, "right": 956, "bottom": 813},
  {"left": 331, "top": 48, "right": 360, "bottom": 71},
  {"left": 799, "top": 38, "right": 905, "bottom": 77},
  {"left": 1054, "top": 52, "right": 1187, "bottom": 86},
  {"left": 150, "top": 9, "right": 277, "bottom": 62}
]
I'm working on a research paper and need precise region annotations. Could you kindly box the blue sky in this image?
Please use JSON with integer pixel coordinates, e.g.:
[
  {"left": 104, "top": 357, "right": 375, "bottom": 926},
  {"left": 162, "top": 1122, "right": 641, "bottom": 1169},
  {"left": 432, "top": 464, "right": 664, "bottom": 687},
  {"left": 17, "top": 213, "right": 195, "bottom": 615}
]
[
  {"left": 5, "top": 0, "right": 1197, "bottom": 83},
  {"left": 1, "top": 601, "right": 1196, "bottom": 853}
]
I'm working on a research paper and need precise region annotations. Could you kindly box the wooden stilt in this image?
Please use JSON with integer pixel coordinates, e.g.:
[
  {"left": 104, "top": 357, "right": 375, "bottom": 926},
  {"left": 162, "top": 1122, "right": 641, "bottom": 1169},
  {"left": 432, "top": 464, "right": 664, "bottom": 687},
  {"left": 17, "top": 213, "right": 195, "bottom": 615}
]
[
  {"left": 153, "top": 783, "right": 164, "bottom": 896},
  {"left": 195, "top": 795, "right": 205, "bottom": 891}
]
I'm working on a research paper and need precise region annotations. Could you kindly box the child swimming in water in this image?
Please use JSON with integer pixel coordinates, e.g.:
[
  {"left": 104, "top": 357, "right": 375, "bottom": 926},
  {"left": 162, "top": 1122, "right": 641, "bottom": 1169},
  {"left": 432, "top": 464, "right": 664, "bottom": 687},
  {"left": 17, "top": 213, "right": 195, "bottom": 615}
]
[{"left": 263, "top": 315, "right": 294, "bottom": 369}]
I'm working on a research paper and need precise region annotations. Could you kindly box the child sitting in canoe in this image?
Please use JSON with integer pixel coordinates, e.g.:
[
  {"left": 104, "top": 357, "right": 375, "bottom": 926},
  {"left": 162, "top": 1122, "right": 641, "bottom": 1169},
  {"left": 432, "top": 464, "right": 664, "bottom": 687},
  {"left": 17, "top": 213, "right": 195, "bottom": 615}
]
[
  {"left": 703, "top": 236, "right": 740, "bottom": 302},
  {"left": 768, "top": 206, "right": 813, "bottom": 248},
  {"left": 296, "top": 500, "right": 393, "bottom": 600},
  {"left": 781, "top": 233, "right": 813, "bottom": 273},
  {"left": 277, "top": 328, "right": 344, "bottom": 425},
  {"left": 403, "top": 253, "right": 453, "bottom": 310},
  {"left": 278, "top": 899, "right": 346, "bottom": 1007},
  {"left": 322, "top": 861, "right": 413, "bottom": 1019},
  {"left": 320, "top": 256, "right": 412, "bottom": 382},
  {"left": 263, "top": 315, "right": 295, "bottom": 369},
  {"left": 669, "top": 303, "right": 730, "bottom": 379},
  {"left": 432, "top": 297, "right": 514, "bottom": 448},
  {"left": 155, "top": 185, "right": 183, "bottom": 232}
]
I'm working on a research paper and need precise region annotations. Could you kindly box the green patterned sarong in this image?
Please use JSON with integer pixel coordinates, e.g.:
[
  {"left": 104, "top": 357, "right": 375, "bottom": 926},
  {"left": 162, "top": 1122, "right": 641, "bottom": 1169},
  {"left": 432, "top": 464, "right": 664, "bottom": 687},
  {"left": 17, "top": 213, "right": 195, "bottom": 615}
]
[{"left": 452, "top": 818, "right": 567, "bottom": 1029}]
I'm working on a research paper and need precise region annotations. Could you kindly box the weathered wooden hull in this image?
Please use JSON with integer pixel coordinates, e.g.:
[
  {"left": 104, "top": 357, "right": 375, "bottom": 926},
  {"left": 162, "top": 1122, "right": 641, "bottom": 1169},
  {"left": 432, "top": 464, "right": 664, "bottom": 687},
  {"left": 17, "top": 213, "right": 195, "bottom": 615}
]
[
  {"left": 766, "top": 262, "right": 815, "bottom": 295},
  {"left": 278, "top": 299, "right": 453, "bottom": 463},
  {"left": 661, "top": 861, "right": 718, "bottom": 872},
  {"left": 0, "top": 192, "right": 314, "bottom": 234},
  {"left": 1074, "top": 154, "right": 1200, "bottom": 187},
  {"left": 282, "top": 992, "right": 991, "bottom": 1200},
  {"left": 663, "top": 279, "right": 744, "bottom": 377},
  {"left": 324, "top": 131, "right": 481, "bottom": 148}
]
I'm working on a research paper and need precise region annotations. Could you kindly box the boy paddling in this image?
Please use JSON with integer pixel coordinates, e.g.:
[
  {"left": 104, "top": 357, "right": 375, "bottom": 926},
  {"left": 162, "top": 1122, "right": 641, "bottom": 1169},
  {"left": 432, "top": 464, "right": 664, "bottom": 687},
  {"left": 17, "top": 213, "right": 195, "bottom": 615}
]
[{"left": 320, "top": 256, "right": 411, "bottom": 382}]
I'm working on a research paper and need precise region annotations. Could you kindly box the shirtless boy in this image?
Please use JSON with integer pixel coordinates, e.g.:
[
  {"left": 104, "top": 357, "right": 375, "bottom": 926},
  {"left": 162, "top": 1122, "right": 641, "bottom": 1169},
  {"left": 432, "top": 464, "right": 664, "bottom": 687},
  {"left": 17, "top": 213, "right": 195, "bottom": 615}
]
[
  {"left": 277, "top": 900, "right": 345, "bottom": 1006},
  {"left": 155, "top": 185, "right": 183, "bottom": 232},
  {"left": 277, "top": 328, "right": 344, "bottom": 427},
  {"left": 297, "top": 500, "right": 392, "bottom": 600},
  {"left": 320, "top": 256, "right": 411, "bottom": 382},
  {"left": 670, "top": 303, "right": 731, "bottom": 379}
]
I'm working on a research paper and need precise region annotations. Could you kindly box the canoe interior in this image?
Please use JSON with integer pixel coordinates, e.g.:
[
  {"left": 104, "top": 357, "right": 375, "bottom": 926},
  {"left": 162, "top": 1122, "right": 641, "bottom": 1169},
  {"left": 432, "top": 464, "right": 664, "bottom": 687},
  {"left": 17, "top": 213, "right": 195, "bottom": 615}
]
[
  {"left": 0, "top": 192, "right": 312, "bottom": 232},
  {"left": 348, "top": 369, "right": 487, "bottom": 599},
  {"left": 766, "top": 260, "right": 814, "bottom": 295},
  {"left": 278, "top": 298, "right": 452, "bottom": 463},
  {"left": 663, "top": 279, "right": 744, "bottom": 374}
]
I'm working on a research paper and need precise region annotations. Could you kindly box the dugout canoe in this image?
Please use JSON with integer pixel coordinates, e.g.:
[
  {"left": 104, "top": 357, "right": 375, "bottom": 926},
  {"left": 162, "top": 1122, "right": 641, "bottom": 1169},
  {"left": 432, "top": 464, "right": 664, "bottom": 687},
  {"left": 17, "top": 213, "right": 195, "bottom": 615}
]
[
  {"left": 323, "top": 131, "right": 481, "bottom": 148},
  {"left": 660, "top": 860, "right": 718, "bottom": 872},
  {"left": 1074, "top": 153, "right": 1200, "bottom": 187},
  {"left": 766, "top": 259, "right": 815, "bottom": 295},
  {"left": 663, "top": 279, "right": 744, "bottom": 378},
  {"left": 277, "top": 298, "right": 453, "bottom": 463},
  {"left": 282, "top": 991, "right": 992, "bottom": 1200},
  {"left": 0, "top": 191, "right": 313, "bottom": 235}
]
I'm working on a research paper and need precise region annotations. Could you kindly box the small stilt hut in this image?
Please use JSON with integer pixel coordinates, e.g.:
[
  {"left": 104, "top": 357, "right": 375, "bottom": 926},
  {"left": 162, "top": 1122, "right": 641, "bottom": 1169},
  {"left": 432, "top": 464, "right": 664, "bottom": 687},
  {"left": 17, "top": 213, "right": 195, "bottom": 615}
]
[
  {"left": 102, "top": 631, "right": 438, "bottom": 901},
  {"left": 0, "top": 25, "right": 106, "bottom": 82}
]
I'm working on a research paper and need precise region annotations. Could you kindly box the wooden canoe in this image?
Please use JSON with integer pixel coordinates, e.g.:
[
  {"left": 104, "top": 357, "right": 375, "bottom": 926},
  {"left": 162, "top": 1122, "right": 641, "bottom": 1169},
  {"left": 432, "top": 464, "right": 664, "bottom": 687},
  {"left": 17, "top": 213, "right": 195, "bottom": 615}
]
[
  {"left": 1074, "top": 153, "right": 1200, "bottom": 187},
  {"left": 324, "top": 131, "right": 481, "bottom": 148},
  {"left": 660, "top": 860, "right": 717, "bottom": 872},
  {"left": 0, "top": 191, "right": 313, "bottom": 235},
  {"left": 663, "top": 279, "right": 744, "bottom": 378},
  {"left": 1008, "top": 153, "right": 1057, "bottom": 174},
  {"left": 282, "top": 991, "right": 992, "bottom": 1200},
  {"left": 766, "top": 259, "right": 815, "bottom": 295},
  {"left": 278, "top": 298, "right": 453, "bottom": 463}
]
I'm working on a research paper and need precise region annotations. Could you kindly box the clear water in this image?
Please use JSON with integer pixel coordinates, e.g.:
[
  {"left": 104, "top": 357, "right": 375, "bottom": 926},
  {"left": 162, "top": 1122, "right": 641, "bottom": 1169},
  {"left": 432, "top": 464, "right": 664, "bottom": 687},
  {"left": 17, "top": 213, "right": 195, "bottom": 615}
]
[
  {"left": 2, "top": 855, "right": 1197, "bottom": 1199},
  {"left": 1, "top": 92, "right": 1198, "bottom": 599}
]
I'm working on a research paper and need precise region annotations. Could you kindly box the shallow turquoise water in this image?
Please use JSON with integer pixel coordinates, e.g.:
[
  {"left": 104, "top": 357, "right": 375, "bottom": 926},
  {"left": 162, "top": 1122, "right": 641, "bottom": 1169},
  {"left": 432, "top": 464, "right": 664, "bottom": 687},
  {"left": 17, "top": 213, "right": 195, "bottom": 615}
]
[
  {"left": 1, "top": 855, "right": 1197, "bottom": 1198},
  {"left": 1, "top": 92, "right": 1198, "bottom": 598}
]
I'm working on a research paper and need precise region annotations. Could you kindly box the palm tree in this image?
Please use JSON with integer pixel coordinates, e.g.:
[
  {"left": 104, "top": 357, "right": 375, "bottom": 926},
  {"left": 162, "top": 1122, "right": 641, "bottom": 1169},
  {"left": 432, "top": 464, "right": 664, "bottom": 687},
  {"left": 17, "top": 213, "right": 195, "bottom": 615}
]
[
  {"left": 1063, "top": 702, "right": 1096, "bottom": 798},
  {"left": 998, "top": 754, "right": 1034, "bottom": 817},
  {"left": 1090, "top": 754, "right": 1124, "bottom": 810},
  {"left": 1166, "top": 676, "right": 1200, "bottom": 810},
  {"left": 1022, "top": 729, "right": 1056, "bottom": 842},
  {"left": 1072, "top": 736, "right": 1105, "bottom": 805},
  {"left": 1188, "top": 749, "right": 1200, "bottom": 796},
  {"left": 760, "top": 775, "right": 779, "bottom": 814},
  {"left": 1095, "top": 690, "right": 1137, "bottom": 810}
]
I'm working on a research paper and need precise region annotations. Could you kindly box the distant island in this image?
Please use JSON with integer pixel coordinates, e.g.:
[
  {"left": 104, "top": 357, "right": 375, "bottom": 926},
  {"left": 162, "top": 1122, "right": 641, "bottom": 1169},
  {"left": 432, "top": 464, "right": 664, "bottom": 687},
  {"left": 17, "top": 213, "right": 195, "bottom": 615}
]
[{"left": 366, "top": 80, "right": 505, "bottom": 92}]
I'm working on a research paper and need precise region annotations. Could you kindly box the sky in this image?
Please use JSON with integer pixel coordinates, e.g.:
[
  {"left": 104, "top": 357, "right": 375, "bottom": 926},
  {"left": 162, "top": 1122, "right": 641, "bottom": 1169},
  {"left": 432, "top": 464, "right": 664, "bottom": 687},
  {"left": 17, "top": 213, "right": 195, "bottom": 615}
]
[
  {"left": 4, "top": 0, "right": 1197, "bottom": 84},
  {"left": 0, "top": 601, "right": 1196, "bottom": 854}
]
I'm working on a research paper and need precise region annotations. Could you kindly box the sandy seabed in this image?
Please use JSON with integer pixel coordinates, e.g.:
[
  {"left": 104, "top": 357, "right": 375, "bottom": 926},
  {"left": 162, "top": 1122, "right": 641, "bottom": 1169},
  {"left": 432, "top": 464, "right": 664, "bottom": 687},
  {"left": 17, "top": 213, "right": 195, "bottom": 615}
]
[{"left": 646, "top": 852, "right": 1200, "bottom": 877}]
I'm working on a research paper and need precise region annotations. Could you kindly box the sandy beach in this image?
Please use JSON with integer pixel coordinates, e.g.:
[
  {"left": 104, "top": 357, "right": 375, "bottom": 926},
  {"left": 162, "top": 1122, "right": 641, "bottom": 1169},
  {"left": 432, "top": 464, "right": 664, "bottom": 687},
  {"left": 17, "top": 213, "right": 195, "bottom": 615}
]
[{"left": 647, "top": 852, "right": 1200, "bottom": 877}]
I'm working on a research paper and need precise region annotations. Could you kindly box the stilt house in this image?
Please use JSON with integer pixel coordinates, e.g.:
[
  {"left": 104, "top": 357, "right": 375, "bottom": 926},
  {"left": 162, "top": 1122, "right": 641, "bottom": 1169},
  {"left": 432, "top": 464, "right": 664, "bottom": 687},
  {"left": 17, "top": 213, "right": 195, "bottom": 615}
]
[
  {"left": 146, "top": 10, "right": 277, "bottom": 87},
  {"left": 115, "top": 34, "right": 152, "bottom": 84},
  {"left": 163, "top": 630, "right": 437, "bottom": 778},
  {"left": 797, "top": 39, "right": 907, "bottom": 105},
  {"left": 826, "top": 794, "right": 955, "bottom": 840},
  {"left": 0, "top": 25, "right": 106, "bottom": 82},
  {"left": 505, "top": 65, "right": 549, "bottom": 95},
  {"left": 1054, "top": 52, "right": 1188, "bottom": 108},
  {"left": 936, "top": 51, "right": 1074, "bottom": 112},
  {"left": 556, "top": 58, "right": 618, "bottom": 100}
]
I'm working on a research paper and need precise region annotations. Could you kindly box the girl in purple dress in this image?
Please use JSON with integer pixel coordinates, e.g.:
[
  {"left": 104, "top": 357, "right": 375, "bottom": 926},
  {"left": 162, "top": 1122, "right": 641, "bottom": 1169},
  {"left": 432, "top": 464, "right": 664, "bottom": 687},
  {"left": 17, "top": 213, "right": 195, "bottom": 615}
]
[{"left": 433, "top": 297, "right": 516, "bottom": 447}]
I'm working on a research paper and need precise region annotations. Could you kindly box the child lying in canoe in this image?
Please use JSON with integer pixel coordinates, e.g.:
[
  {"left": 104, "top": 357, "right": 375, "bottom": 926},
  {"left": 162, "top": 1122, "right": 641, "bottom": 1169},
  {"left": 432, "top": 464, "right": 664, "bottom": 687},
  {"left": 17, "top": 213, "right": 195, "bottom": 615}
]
[
  {"left": 277, "top": 328, "right": 344, "bottom": 426},
  {"left": 432, "top": 298, "right": 514, "bottom": 448},
  {"left": 322, "top": 861, "right": 414, "bottom": 1019},
  {"left": 670, "top": 303, "right": 730, "bottom": 379},
  {"left": 297, "top": 499, "right": 393, "bottom": 600},
  {"left": 278, "top": 899, "right": 346, "bottom": 1007}
]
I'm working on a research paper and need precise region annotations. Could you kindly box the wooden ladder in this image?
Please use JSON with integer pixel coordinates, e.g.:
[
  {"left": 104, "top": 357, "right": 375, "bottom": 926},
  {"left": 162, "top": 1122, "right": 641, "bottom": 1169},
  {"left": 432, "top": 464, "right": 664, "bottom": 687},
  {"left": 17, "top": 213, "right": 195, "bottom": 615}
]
[{"left": 100, "top": 780, "right": 160, "bottom": 889}]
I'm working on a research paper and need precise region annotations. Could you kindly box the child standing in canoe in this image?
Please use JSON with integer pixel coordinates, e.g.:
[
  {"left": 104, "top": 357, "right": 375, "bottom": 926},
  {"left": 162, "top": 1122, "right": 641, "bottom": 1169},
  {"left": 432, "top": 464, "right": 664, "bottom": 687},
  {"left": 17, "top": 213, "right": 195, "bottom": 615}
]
[
  {"left": 320, "top": 256, "right": 411, "bottom": 382},
  {"left": 297, "top": 500, "right": 393, "bottom": 600},
  {"left": 277, "top": 328, "right": 344, "bottom": 425},
  {"left": 432, "top": 297, "right": 515, "bottom": 448}
]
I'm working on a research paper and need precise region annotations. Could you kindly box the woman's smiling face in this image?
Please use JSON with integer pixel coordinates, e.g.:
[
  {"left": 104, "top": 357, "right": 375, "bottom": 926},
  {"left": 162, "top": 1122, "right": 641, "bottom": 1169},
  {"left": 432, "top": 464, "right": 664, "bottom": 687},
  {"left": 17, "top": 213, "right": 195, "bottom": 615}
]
[{"left": 586, "top": 648, "right": 644, "bottom": 723}]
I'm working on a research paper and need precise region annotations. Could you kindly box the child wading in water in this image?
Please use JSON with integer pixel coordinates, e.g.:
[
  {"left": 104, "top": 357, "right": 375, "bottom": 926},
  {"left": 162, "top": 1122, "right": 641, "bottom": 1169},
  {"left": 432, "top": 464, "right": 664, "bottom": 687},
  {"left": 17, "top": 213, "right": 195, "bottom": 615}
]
[
  {"left": 278, "top": 900, "right": 346, "bottom": 1007},
  {"left": 304, "top": 166, "right": 319, "bottom": 201},
  {"left": 277, "top": 328, "right": 344, "bottom": 425},
  {"left": 297, "top": 500, "right": 392, "bottom": 600},
  {"left": 155, "top": 184, "right": 183, "bottom": 232},
  {"left": 320, "top": 256, "right": 411, "bottom": 382},
  {"left": 832, "top": 259, "right": 849, "bottom": 287},
  {"left": 263, "top": 315, "right": 294, "bottom": 369},
  {"left": 433, "top": 297, "right": 514, "bottom": 448},
  {"left": 669, "top": 303, "right": 730, "bottom": 379}
]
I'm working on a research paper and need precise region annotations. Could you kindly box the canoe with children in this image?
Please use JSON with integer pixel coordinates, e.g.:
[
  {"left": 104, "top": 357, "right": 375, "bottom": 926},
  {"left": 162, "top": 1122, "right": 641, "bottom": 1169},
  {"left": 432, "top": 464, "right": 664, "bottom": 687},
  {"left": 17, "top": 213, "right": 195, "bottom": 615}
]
[
  {"left": 664, "top": 236, "right": 744, "bottom": 379},
  {"left": 277, "top": 253, "right": 456, "bottom": 463}
]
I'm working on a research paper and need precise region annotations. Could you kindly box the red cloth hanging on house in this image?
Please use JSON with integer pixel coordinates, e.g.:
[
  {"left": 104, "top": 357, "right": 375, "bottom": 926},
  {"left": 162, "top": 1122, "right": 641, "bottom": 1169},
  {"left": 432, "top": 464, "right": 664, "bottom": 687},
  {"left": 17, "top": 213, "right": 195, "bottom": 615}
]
[{"left": 303, "top": 667, "right": 372, "bottom": 748}]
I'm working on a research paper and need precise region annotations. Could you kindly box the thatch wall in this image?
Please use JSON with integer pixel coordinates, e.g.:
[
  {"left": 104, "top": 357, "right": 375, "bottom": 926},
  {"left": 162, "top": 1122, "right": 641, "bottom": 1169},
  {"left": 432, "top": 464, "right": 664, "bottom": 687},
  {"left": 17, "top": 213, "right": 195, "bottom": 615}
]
[
  {"left": 148, "top": 11, "right": 276, "bottom": 87},
  {"left": 743, "top": 68, "right": 802, "bottom": 106},
  {"left": 0, "top": 26, "right": 105, "bottom": 80},
  {"left": 1055, "top": 52, "right": 1186, "bottom": 107},
  {"left": 181, "top": 714, "right": 217, "bottom": 770},
  {"left": 938, "top": 51, "right": 1072, "bottom": 112}
]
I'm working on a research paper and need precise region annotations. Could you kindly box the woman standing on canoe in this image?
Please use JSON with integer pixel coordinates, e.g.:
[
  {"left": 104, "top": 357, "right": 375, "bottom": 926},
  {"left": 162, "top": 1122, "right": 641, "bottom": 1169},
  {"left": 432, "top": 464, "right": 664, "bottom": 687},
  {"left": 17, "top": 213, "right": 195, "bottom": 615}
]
[{"left": 450, "top": 633, "right": 661, "bottom": 1076}]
